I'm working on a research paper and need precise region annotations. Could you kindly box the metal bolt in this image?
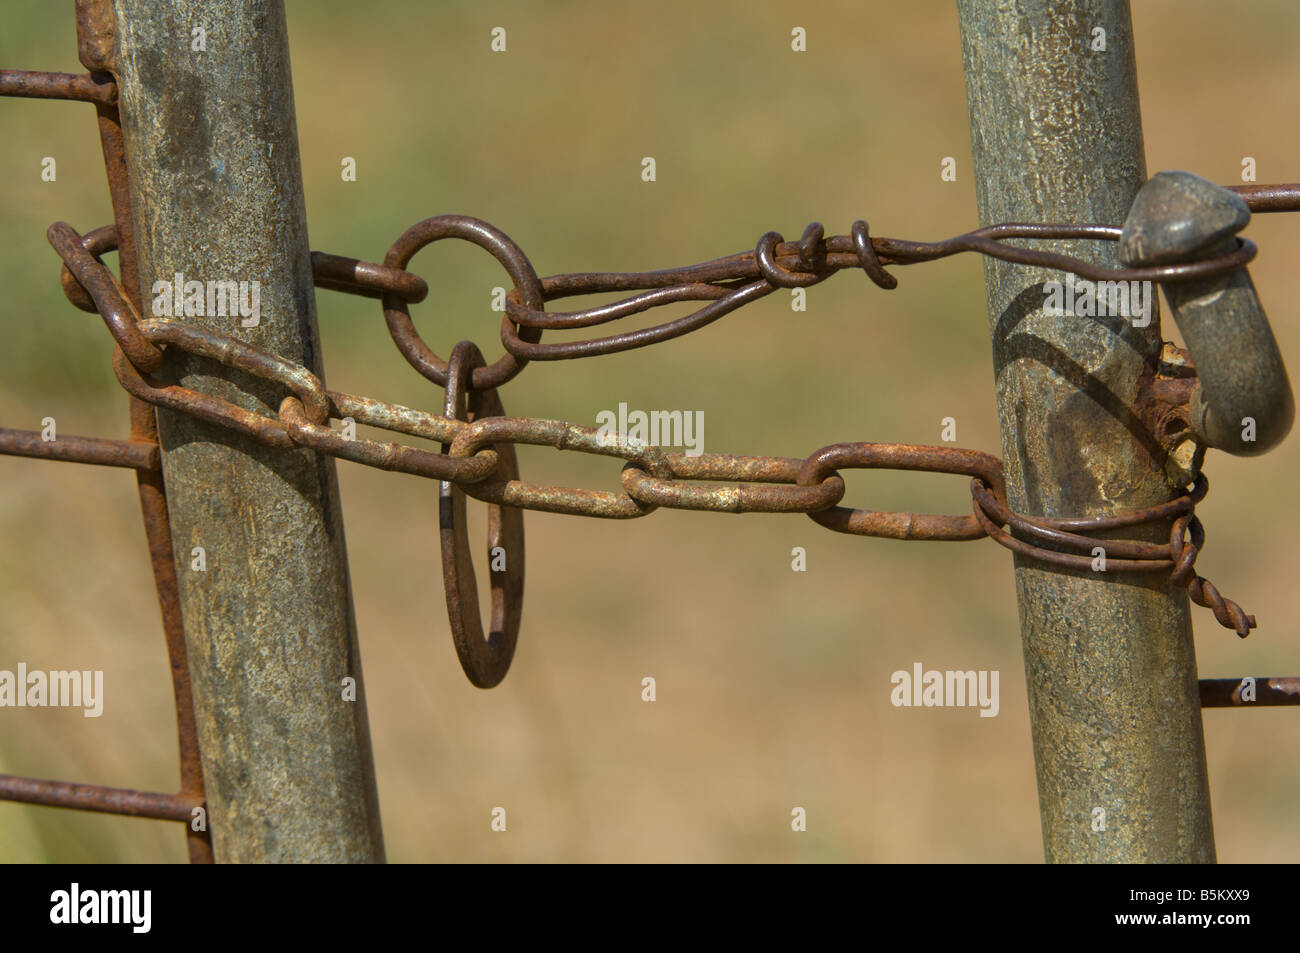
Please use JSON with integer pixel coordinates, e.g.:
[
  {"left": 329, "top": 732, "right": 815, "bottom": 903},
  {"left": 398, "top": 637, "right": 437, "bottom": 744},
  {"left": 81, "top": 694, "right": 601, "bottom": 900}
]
[{"left": 1121, "top": 170, "right": 1294, "bottom": 455}]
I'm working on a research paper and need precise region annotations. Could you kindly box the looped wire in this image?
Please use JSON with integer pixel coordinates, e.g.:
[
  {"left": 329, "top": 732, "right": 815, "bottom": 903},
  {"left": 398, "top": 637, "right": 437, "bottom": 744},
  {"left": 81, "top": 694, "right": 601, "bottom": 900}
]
[
  {"left": 381, "top": 214, "right": 545, "bottom": 391},
  {"left": 970, "top": 475, "right": 1255, "bottom": 638},
  {"left": 48, "top": 221, "right": 165, "bottom": 373},
  {"left": 852, "top": 220, "right": 899, "bottom": 289},
  {"left": 797, "top": 221, "right": 826, "bottom": 266},
  {"left": 46, "top": 206, "right": 1268, "bottom": 644},
  {"left": 754, "top": 222, "right": 828, "bottom": 288}
]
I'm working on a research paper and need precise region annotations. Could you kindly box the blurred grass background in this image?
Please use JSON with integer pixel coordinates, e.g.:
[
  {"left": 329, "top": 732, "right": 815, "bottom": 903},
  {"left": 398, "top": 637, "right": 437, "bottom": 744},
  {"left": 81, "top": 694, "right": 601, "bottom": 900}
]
[{"left": 0, "top": 0, "right": 1296, "bottom": 862}]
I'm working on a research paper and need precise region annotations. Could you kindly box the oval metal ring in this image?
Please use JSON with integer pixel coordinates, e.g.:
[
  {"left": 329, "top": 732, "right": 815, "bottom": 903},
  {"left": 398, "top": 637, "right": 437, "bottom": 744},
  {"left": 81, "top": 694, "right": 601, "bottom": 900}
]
[
  {"left": 621, "top": 453, "right": 845, "bottom": 513},
  {"left": 439, "top": 340, "right": 525, "bottom": 688},
  {"left": 798, "top": 442, "right": 1004, "bottom": 540},
  {"left": 447, "top": 415, "right": 673, "bottom": 518},
  {"left": 48, "top": 221, "right": 164, "bottom": 373},
  {"left": 754, "top": 231, "right": 821, "bottom": 288},
  {"left": 137, "top": 319, "right": 331, "bottom": 424},
  {"left": 851, "top": 220, "right": 899, "bottom": 290},
  {"left": 383, "top": 215, "right": 545, "bottom": 391},
  {"left": 59, "top": 223, "right": 118, "bottom": 313}
]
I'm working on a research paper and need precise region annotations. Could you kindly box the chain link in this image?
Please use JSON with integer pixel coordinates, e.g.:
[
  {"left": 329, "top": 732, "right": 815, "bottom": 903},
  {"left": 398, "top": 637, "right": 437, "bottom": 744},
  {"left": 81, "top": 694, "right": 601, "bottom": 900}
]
[{"left": 44, "top": 196, "right": 1279, "bottom": 642}]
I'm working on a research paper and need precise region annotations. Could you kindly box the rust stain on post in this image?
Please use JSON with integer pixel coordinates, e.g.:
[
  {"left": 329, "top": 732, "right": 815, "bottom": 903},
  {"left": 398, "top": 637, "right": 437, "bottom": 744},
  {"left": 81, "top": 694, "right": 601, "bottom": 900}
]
[
  {"left": 958, "top": 0, "right": 1215, "bottom": 861},
  {"left": 113, "top": 0, "right": 384, "bottom": 861}
]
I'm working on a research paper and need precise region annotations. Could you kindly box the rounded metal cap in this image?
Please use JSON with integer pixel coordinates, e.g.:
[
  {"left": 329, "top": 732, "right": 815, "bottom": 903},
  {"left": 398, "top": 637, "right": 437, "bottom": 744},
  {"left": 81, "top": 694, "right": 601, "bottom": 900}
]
[{"left": 1120, "top": 170, "right": 1250, "bottom": 266}]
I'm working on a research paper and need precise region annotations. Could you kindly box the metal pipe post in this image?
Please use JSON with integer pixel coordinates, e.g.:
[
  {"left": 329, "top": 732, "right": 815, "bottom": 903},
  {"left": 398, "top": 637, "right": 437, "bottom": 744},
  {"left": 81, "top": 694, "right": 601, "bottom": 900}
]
[
  {"left": 112, "top": 0, "right": 385, "bottom": 862},
  {"left": 957, "top": 0, "right": 1215, "bottom": 862}
]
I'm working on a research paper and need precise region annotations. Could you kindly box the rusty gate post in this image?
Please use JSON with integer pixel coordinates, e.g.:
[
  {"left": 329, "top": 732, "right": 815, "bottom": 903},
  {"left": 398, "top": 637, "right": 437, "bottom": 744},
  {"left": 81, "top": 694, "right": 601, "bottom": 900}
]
[
  {"left": 111, "top": 0, "right": 385, "bottom": 861},
  {"left": 957, "top": 0, "right": 1216, "bottom": 861}
]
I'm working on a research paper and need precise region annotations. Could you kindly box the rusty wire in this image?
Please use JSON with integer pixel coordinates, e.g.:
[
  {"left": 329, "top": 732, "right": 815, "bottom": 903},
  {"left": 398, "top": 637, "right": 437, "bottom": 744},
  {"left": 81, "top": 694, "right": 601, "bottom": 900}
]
[
  {"left": 46, "top": 209, "right": 1269, "bottom": 639},
  {"left": 2, "top": 28, "right": 1299, "bottom": 864},
  {"left": 493, "top": 221, "right": 1258, "bottom": 362}
]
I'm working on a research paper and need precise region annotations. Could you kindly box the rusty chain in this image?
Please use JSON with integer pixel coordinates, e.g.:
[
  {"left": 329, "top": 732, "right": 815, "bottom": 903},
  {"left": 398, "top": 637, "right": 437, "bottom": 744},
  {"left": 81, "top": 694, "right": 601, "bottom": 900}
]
[
  {"left": 48, "top": 204, "right": 1274, "bottom": 645},
  {"left": 2, "top": 28, "right": 1299, "bottom": 864}
]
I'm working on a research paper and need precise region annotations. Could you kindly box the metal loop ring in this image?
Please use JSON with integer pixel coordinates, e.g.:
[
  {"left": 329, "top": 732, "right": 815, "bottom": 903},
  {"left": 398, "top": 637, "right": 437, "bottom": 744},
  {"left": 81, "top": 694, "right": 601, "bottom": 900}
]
[
  {"left": 799, "top": 443, "right": 1003, "bottom": 540},
  {"left": 382, "top": 215, "right": 545, "bottom": 390},
  {"left": 621, "top": 453, "right": 845, "bottom": 513},
  {"left": 278, "top": 394, "right": 498, "bottom": 482},
  {"left": 447, "top": 416, "right": 672, "bottom": 519},
  {"left": 57, "top": 225, "right": 431, "bottom": 310},
  {"left": 137, "top": 319, "right": 331, "bottom": 425},
  {"left": 112, "top": 345, "right": 293, "bottom": 447},
  {"left": 48, "top": 221, "right": 164, "bottom": 373},
  {"left": 113, "top": 321, "right": 334, "bottom": 447},
  {"left": 439, "top": 340, "right": 525, "bottom": 688},
  {"left": 754, "top": 230, "right": 821, "bottom": 288},
  {"left": 851, "top": 220, "right": 899, "bottom": 290},
  {"left": 59, "top": 223, "right": 118, "bottom": 313}
]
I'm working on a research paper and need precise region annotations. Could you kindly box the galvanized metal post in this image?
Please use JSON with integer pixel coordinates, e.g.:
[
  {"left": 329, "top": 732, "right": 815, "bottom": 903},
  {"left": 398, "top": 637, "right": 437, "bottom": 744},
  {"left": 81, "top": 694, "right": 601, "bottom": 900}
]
[
  {"left": 112, "top": 0, "right": 385, "bottom": 861},
  {"left": 957, "top": 0, "right": 1215, "bottom": 861}
]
